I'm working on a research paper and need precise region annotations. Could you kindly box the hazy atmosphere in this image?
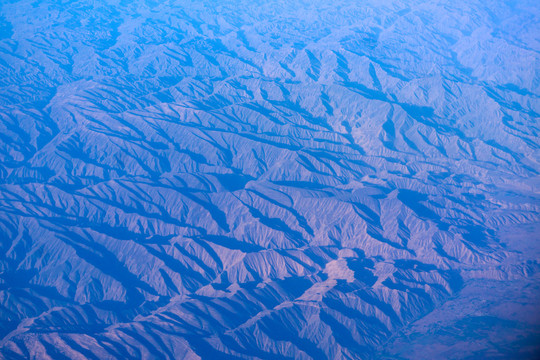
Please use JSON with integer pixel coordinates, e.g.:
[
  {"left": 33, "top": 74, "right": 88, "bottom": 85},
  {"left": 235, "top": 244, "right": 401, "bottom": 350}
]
[{"left": 0, "top": 0, "right": 539, "bottom": 359}]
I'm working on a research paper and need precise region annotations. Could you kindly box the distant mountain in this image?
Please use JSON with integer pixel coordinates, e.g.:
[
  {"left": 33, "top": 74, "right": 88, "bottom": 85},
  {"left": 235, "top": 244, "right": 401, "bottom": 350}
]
[{"left": 0, "top": 0, "right": 539, "bottom": 359}]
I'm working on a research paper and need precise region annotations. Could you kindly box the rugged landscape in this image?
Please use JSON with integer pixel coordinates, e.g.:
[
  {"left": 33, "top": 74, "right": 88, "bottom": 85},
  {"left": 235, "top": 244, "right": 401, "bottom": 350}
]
[{"left": 0, "top": 0, "right": 539, "bottom": 358}]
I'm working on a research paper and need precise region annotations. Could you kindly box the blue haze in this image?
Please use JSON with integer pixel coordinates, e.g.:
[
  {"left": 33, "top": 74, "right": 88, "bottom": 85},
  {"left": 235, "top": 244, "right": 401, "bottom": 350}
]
[{"left": 0, "top": 0, "right": 539, "bottom": 359}]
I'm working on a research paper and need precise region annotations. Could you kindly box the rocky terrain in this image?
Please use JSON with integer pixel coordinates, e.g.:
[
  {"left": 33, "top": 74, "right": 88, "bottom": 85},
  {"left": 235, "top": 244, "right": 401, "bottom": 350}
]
[{"left": 0, "top": 0, "right": 539, "bottom": 358}]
